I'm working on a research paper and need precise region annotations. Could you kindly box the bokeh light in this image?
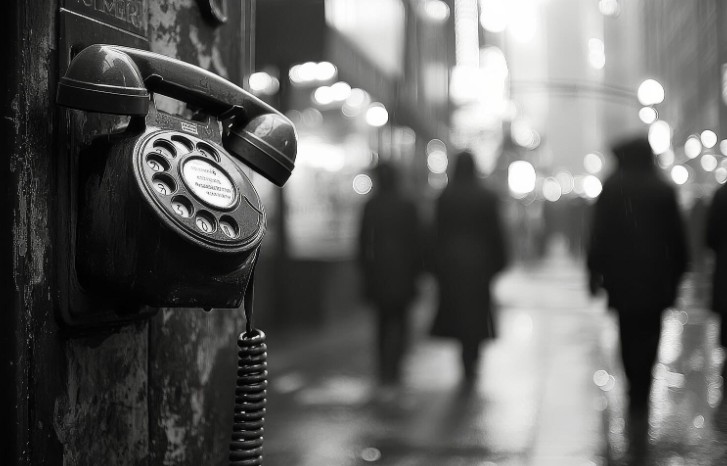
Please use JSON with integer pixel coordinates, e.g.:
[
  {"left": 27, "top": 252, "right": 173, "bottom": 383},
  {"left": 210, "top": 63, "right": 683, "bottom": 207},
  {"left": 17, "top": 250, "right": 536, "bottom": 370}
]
[
  {"left": 315, "top": 62, "right": 337, "bottom": 81},
  {"left": 422, "top": 0, "right": 450, "bottom": 22},
  {"left": 638, "top": 78, "right": 665, "bottom": 106},
  {"left": 508, "top": 161, "right": 536, "bottom": 195},
  {"left": 361, "top": 447, "right": 382, "bottom": 462},
  {"left": 593, "top": 370, "right": 610, "bottom": 387},
  {"left": 584, "top": 152, "right": 603, "bottom": 174},
  {"left": 583, "top": 175, "right": 603, "bottom": 199},
  {"left": 598, "top": 0, "right": 621, "bottom": 17},
  {"left": 428, "top": 172, "right": 448, "bottom": 189},
  {"left": 330, "top": 81, "right": 352, "bottom": 101},
  {"left": 701, "top": 130, "right": 718, "bottom": 149},
  {"left": 427, "top": 150, "right": 448, "bottom": 174},
  {"left": 588, "top": 38, "right": 606, "bottom": 70},
  {"left": 289, "top": 61, "right": 337, "bottom": 85},
  {"left": 701, "top": 153, "right": 718, "bottom": 172},
  {"left": 657, "top": 149, "right": 675, "bottom": 168},
  {"left": 365, "top": 103, "right": 389, "bottom": 127},
  {"left": 313, "top": 86, "right": 334, "bottom": 106},
  {"left": 352, "top": 173, "right": 373, "bottom": 195},
  {"left": 684, "top": 136, "right": 702, "bottom": 159},
  {"left": 648, "top": 120, "right": 671, "bottom": 154},
  {"left": 671, "top": 165, "right": 689, "bottom": 185},
  {"left": 511, "top": 120, "right": 540, "bottom": 149},
  {"left": 555, "top": 170, "right": 574, "bottom": 194},
  {"left": 297, "top": 61, "right": 318, "bottom": 82},
  {"left": 249, "top": 71, "right": 279, "bottom": 95},
  {"left": 342, "top": 88, "right": 370, "bottom": 117},
  {"left": 715, "top": 167, "right": 727, "bottom": 184},
  {"left": 479, "top": 0, "right": 508, "bottom": 33},
  {"left": 638, "top": 107, "right": 658, "bottom": 124},
  {"left": 542, "top": 177, "right": 562, "bottom": 202}
]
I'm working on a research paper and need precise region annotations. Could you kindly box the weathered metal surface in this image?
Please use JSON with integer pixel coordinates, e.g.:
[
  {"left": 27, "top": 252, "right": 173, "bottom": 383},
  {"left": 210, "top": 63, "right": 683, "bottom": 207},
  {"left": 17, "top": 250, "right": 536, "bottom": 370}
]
[
  {"left": 2, "top": 2, "right": 61, "bottom": 464},
  {"left": 62, "top": 0, "right": 148, "bottom": 36},
  {"left": 149, "top": 310, "right": 245, "bottom": 465},
  {"left": 53, "top": 327, "right": 150, "bottom": 465}
]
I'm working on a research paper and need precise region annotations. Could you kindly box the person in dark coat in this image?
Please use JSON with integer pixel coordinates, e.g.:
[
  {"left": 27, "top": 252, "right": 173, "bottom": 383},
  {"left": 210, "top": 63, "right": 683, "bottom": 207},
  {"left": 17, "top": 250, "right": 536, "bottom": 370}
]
[
  {"left": 430, "top": 151, "right": 508, "bottom": 384},
  {"left": 587, "top": 135, "right": 688, "bottom": 417},
  {"left": 358, "top": 162, "right": 422, "bottom": 386},
  {"left": 706, "top": 183, "right": 727, "bottom": 362}
]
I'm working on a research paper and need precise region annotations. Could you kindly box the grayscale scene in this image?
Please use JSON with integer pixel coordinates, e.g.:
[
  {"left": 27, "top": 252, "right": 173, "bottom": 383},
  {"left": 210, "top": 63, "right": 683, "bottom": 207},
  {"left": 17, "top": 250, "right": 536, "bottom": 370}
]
[{"left": 4, "top": 1, "right": 727, "bottom": 465}]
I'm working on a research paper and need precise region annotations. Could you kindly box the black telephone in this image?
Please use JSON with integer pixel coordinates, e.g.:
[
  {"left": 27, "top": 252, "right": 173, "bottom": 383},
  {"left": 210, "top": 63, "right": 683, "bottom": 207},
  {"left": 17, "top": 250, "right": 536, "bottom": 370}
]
[
  {"left": 57, "top": 43, "right": 295, "bottom": 310},
  {"left": 57, "top": 44, "right": 297, "bottom": 465}
]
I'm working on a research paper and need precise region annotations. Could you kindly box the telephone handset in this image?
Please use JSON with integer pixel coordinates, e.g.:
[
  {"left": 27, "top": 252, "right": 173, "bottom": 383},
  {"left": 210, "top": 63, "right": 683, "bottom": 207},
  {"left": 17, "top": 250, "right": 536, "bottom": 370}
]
[{"left": 57, "top": 45, "right": 297, "bottom": 464}]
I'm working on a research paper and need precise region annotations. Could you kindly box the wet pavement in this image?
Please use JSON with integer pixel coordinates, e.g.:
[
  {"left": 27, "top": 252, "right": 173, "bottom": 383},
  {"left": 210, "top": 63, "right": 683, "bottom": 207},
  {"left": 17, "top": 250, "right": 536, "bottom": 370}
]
[{"left": 262, "top": 241, "right": 727, "bottom": 466}]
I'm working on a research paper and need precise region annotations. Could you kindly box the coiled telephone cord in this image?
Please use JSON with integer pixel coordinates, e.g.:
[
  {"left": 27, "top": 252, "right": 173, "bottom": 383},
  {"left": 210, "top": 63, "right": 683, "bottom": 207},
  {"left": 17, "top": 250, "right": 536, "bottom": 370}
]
[
  {"left": 229, "top": 260, "right": 267, "bottom": 466},
  {"left": 229, "top": 329, "right": 267, "bottom": 466}
]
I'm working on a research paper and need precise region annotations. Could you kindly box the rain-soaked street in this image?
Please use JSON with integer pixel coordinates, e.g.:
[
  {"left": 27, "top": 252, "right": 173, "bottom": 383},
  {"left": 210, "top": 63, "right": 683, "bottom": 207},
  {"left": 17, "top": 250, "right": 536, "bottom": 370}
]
[{"left": 263, "top": 240, "right": 727, "bottom": 466}]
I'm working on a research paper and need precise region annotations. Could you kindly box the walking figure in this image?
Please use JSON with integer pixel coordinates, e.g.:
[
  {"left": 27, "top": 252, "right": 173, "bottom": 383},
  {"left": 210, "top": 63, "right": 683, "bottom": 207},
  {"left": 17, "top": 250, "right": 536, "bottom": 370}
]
[
  {"left": 587, "top": 135, "right": 688, "bottom": 419},
  {"left": 358, "top": 162, "right": 423, "bottom": 387},
  {"left": 430, "top": 151, "right": 508, "bottom": 385}
]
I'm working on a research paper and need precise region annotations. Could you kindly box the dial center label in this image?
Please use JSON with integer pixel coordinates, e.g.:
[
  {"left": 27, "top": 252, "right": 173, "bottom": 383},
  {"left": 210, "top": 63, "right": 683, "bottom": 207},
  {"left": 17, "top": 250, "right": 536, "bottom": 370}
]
[{"left": 182, "top": 157, "right": 236, "bottom": 209}]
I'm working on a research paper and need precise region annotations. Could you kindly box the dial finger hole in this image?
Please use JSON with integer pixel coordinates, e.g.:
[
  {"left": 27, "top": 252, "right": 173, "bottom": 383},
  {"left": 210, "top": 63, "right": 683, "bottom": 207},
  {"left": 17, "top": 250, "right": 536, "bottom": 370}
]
[
  {"left": 196, "top": 142, "right": 220, "bottom": 162},
  {"left": 151, "top": 174, "right": 176, "bottom": 196},
  {"left": 219, "top": 216, "right": 239, "bottom": 238},
  {"left": 195, "top": 211, "right": 217, "bottom": 234},
  {"left": 171, "top": 196, "right": 194, "bottom": 218},
  {"left": 171, "top": 135, "right": 195, "bottom": 155},
  {"left": 146, "top": 153, "right": 170, "bottom": 172},
  {"left": 152, "top": 140, "right": 176, "bottom": 158}
]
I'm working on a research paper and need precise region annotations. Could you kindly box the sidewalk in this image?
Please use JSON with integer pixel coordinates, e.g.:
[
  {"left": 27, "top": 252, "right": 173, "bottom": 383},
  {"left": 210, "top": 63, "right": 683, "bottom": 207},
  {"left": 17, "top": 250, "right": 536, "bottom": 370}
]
[
  {"left": 261, "top": 241, "right": 727, "bottom": 465},
  {"left": 599, "top": 272, "right": 727, "bottom": 465}
]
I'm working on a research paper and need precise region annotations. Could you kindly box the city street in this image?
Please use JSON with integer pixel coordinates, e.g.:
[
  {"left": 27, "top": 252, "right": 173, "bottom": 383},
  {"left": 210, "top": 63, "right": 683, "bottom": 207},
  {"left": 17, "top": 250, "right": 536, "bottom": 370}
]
[{"left": 264, "top": 241, "right": 727, "bottom": 466}]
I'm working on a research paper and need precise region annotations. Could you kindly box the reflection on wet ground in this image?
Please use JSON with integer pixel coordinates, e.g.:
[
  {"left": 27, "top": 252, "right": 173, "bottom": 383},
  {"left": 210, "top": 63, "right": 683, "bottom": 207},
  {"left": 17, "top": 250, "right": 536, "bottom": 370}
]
[
  {"left": 601, "top": 278, "right": 727, "bottom": 466},
  {"left": 262, "top": 242, "right": 727, "bottom": 465}
]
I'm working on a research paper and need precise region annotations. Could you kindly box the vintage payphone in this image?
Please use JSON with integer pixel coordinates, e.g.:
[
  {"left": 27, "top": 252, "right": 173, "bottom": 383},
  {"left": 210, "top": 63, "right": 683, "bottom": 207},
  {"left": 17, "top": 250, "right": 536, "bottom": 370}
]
[{"left": 56, "top": 44, "right": 296, "bottom": 465}]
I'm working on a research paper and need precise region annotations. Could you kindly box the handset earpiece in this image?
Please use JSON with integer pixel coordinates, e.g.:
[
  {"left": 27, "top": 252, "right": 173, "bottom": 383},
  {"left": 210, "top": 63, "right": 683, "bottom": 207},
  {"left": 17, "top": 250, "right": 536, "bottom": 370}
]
[
  {"left": 222, "top": 105, "right": 297, "bottom": 187},
  {"left": 57, "top": 44, "right": 297, "bottom": 186},
  {"left": 56, "top": 44, "right": 150, "bottom": 116}
]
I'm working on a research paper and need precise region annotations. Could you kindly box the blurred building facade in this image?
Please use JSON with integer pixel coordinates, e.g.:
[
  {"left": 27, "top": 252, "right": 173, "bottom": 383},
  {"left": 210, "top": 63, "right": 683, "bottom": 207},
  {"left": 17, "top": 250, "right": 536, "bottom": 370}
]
[
  {"left": 249, "top": 0, "right": 727, "bottom": 327},
  {"left": 640, "top": 0, "right": 727, "bottom": 194},
  {"left": 253, "top": 0, "right": 455, "bottom": 329},
  {"left": 637, "top": 0, "right": 727, "bottom": 286}
]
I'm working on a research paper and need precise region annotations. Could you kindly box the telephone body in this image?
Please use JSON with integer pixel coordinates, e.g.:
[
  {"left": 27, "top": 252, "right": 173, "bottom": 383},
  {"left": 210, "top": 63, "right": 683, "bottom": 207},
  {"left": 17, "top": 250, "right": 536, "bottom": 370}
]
[{"left": 57, "top": 44, "right": 296, "bottom": 312}]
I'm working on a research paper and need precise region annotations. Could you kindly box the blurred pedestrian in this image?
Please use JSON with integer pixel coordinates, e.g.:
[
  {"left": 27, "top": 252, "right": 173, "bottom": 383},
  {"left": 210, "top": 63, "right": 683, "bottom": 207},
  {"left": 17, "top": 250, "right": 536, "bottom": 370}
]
[
  {"left": 430, "top": 151, "right": 508, "bottom": 385},
  {"left": 587, "top": 135, "right": 688, "bottom": 420},
  {"left": 358, "top": 161, "right": 423, "bottom": 388},
  {"left": 706, "top": 183, "right": 727, "bottom": 385}
]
